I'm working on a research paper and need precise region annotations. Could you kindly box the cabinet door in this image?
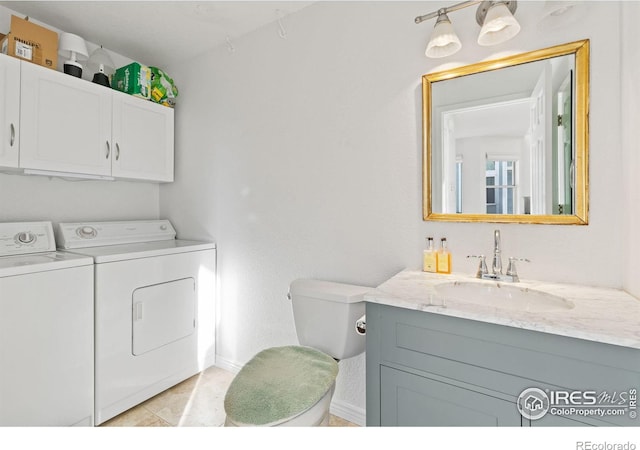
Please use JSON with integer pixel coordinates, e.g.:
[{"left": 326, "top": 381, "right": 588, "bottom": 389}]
[
  {"left": 0, "top": 54, "right": 20, "bottom": 168},
  {"left": 380, "top": 366, "right": 522, "bottom": 426},
  {"left": 529, "top": 415, "right": 593, "bottom": 427},
  {"left": 111, "top": 92, "right": 174, "bottom": 182},
  {"left": 19, "top": 62, "right": 112, "bottom": 176}
]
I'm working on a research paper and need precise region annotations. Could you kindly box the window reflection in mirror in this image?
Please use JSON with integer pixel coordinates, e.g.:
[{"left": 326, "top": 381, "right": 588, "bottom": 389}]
[
  {"left": 486, "top": 160, "right": 516, "bottom": 215},
  {"left": 423, "top": 40, "right": 589, "bottom": 225}
]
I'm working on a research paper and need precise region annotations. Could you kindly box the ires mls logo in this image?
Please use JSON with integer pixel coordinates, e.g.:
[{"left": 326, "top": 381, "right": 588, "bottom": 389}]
[
  {"left": 517, "top": 388, "right": 550, "bottom": 420},
  {"left": 517, "top": 387, "right": 638, "bottom": 421}
]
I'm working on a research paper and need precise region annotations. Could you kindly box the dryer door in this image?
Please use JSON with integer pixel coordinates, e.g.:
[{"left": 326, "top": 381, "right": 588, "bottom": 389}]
[{"left": 132, "top": 277, "right": 196, "bottom": 356}]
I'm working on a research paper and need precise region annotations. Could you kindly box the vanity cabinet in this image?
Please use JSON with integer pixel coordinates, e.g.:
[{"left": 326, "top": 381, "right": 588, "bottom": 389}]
[
  {"left": 0, "top": 53, "right": 20, "bottom": 169},
  {"left": 380, "top": 365, "right": 522, "bottom": 426},
  {"left": 366, "top": 302, "right": 639, "bottom": 427},
  {"left": 7, "top": 56, "right": 173, "bottom": 182}
]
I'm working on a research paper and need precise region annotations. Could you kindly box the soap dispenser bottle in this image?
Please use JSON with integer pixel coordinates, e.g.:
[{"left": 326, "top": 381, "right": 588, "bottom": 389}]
[
  {"left": 423, "top": 237, "right": 437, "bottom": 273},
  {"left": 437, "top": 238, "right": 452, "bottom": 274}
]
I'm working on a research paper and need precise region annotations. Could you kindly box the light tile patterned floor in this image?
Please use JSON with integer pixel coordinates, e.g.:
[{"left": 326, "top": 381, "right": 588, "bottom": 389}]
[{"left": 101, "top": 365, "right": 357, "bottom": 427}]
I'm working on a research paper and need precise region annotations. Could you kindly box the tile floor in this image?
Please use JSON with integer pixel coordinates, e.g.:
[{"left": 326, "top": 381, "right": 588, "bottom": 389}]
[{"left": 101, "top": 365, "right": 358, "bottom": 427}]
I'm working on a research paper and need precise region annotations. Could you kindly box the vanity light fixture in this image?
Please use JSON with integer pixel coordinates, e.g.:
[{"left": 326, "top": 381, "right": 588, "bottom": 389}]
[
  {"left": 415, "top": 1, "right": 521, "bottom": 58},
  {"left": 425, "top": 10, "right": 462, "bottom": 58},
  {"left": 538, "top": 1, "right": 583, "bottom": 31},
  {"left": 477, "top": 1, "right": 520, "bottom": 46}
]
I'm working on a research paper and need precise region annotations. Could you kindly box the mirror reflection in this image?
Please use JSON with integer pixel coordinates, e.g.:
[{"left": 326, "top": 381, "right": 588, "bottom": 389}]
[{"left": 423, "top": 40, "right": 589, "bottom": 224}]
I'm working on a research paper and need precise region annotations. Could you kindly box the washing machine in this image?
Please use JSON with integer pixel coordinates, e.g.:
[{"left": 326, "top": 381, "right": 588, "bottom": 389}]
[
  {"left": 56, "top": 219, "right": 216, "bottom": 425},
  {"left": 0, "top": 221, "right": 94, "bottom": 426}
]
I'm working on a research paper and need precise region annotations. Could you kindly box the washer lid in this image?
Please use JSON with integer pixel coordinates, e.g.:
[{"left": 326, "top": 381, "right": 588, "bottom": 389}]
[
  {"left": 63, "top": 239, "right": 215, "bottom": 263},
  {"left": 0, "top": 252, "right": 93, "bottom": 277}
]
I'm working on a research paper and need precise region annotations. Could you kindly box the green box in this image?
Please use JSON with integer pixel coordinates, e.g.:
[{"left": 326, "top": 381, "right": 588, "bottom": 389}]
[
  {"left": 149, "top": 66, "right": 178, "bottom": 108},
  {"left": 112, "top": 62, "right": 150, "bottom": 99}
]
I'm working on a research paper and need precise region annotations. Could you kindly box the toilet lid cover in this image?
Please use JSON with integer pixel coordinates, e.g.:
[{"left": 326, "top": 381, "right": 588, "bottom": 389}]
[{"left": 224, "top": 345, "right": 338, "bottom": 425}]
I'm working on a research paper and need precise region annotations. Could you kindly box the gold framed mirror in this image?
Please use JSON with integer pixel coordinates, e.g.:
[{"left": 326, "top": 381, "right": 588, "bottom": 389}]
[{"left": 423, "top": 40, "right": 589, "bottom": 224}]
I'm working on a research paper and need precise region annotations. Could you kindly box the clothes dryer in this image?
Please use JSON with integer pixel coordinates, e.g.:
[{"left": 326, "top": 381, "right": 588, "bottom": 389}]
[
  {"left": 57, "top": 219, "right": 216, "bottom": 425},
  {"left": 0, "top": 221, "right": 93, "bottom": 426}
]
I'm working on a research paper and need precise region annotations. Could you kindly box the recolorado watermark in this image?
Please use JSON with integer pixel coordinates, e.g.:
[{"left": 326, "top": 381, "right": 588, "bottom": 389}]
[
  {"left": 576, "top": 442, "right": 636, "bottom": 450},
  {"left": 516, "top": 387, "right": 637, "bottom": 421}
]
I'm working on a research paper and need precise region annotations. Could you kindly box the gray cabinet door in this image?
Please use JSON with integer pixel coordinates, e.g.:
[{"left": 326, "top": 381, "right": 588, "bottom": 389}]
[
  {"left": 528, "top": 415, "right": 593, "bottom": 427},
  {"left": 380, "top": 366, "right": 522, "bottom": 426}
]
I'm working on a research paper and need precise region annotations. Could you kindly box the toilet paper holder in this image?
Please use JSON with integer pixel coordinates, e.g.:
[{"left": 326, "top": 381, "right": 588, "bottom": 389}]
[{"left": 355, "top": 315, "right": 366, "bottom": 335}]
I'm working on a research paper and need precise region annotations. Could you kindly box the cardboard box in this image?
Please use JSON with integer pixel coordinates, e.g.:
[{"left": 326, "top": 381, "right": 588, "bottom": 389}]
[
  {"left": 112, "top": 62, "right": 151, "bottom": 99},
  {"left": 0, "top": 15, "right": 58, "bottom": 69}
]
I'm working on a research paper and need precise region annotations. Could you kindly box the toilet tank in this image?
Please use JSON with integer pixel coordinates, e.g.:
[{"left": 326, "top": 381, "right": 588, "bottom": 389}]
[{"left": 289, "top": 279, "right": 370, "bottom": 360}]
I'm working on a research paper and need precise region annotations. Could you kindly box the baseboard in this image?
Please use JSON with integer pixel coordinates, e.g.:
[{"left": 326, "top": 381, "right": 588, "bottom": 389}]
[
  {"left": 330, "top": 398, "right": 366, "bottom": 427},
  {"left": 213, "top": 354, "right": 242, "bottom": 374}
]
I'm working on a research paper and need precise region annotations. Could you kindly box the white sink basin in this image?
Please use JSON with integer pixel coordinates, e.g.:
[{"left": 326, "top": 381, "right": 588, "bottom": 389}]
[{"left": 434, "top": 281, "right": 574, "bottom": 312}]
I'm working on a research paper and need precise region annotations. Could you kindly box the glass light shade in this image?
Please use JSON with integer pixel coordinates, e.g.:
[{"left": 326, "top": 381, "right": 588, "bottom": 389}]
[
  {"left": 87, "top": 47, "right": 115, "bottom": 76},
  {"left": 542, "top": 0, "right": 578, "bottom": 18},
  {"left": 477, "top": 2, "right": 521, "bottom": 46},
  {"left": 425, "top": 15, "right": 462, "bottom": 58},
  {"left": 538, "top": 1, "right": 583, "bottom": 31},
  {"left": 58, "top": 32, "right": 89, "bottom": 62}
]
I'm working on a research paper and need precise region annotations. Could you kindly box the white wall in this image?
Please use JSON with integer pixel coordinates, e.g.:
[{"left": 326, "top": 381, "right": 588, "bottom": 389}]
[
  {"left": 0, "top": 5, "right": 160, "bottom": 224},
  {"left": 160, "top": 1, "right": 628, "bottom": 423},
  {"left": 621, "top": 1, "right": 640, "bottom": 298},
  {"left": 0, "top": 174, "right": 159, "bottom": 223}
]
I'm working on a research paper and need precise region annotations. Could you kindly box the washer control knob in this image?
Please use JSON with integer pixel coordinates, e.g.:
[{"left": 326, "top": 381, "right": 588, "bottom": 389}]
[
  {"left": 160, "top": 224, "right": 167, "bottom": 231},
  {"left": 76, "top": 226, "right": 97, "bottom": 239},
  {"left": 16, "top": 232, "right": 36, "bottom": 244}
]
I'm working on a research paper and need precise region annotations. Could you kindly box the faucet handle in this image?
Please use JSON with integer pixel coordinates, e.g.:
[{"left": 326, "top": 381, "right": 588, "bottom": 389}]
[
  {"left": 467, "top": 255, "right": 488, "bottom": 278},
  {"left": 506, "top": 257, "right": 530, "bottom": 281}
]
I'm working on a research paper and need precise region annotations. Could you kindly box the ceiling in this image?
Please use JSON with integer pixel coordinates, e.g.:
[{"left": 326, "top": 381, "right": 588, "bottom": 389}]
[
  {"left": 452, "top": 99, "right": 531, "bottom": 140},
  {"left": 0, "top": 1, "right": 314, "bottom": 67}
]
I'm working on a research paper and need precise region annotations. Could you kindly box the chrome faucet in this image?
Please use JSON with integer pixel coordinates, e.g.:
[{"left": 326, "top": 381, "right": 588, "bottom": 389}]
[
  {"left": 505, "top": 257, "right": 530, "bottom": 283},
  {"left": 467, "top": 229, "right": 530, "bottom": 282},
  {"left": 492, "top": 229, "right": 502, "bottom": 276}
]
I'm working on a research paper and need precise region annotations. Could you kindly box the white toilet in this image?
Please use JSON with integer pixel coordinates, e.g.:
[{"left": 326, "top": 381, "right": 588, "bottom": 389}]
[{"left": 223, "top": 279, "right": 370, "bottom": 426}]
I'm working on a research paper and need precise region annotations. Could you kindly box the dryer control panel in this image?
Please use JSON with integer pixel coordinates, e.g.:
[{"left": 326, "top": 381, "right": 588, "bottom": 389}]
[
  {"left": 56, "top": 220, "right": 176, "bottom": 249},
  {"left": 0, "top": 222, "right": 56, "bottom": 256}
]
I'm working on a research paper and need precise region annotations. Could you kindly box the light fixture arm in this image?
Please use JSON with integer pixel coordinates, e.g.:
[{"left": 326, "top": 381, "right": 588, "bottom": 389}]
[
  {"left": 415, "top": 1, "right": 481, "bottom": 24},
  {"left": 415, "top": 1, "right": 518, "bottom": 25}
]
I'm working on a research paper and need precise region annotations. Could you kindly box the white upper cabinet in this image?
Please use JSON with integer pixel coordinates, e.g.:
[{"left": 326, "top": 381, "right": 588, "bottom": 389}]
[
  {"left": 12, "top": 59, "right": 174, "bottom": 182},
  {"left": 20, "top": 61, "right": 113, "bottom": 177},
  {"left": 112, "top": 90, "right": 174, "bottom": 182},
  {"left": 0, "top": 54, "right": 21, "bottom": 169}
]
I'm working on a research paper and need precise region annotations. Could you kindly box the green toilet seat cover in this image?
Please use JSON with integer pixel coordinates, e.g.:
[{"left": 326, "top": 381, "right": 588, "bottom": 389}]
[{"left": 224, "top": 345, "right": 339, "bottom": 425}]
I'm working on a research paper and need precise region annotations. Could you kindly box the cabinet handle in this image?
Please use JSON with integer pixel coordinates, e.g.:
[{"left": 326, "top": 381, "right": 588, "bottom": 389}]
[
  {"left": 116, "top": 143, "right": 120, "bottom": 161},
  {"left": 106, "top": 141, "right": 111, "bottom": 159},
  {"left": 9, "top": 123, "right": 15, "bottom": 147}
]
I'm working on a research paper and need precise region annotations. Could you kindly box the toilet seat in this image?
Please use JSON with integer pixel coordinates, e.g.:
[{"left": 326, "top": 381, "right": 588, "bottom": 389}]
[{"left": 224, "top": 345, "right": 338, "bottom": 426}]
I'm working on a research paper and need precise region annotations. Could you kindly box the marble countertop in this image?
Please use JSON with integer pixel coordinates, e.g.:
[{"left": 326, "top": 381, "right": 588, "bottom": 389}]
[{"left": 364, "top": 269, "right": 640, "bottom": 350}]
